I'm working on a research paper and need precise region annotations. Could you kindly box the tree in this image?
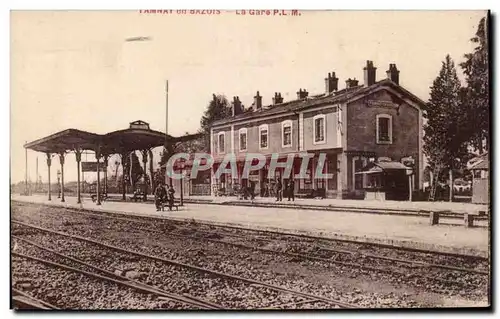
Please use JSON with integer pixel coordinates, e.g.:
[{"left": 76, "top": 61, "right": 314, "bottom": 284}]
[
  {"left": 422, "top": 55, "right": 470, "bottom": 201},
  {"left": 460, "top": 16, "right": 489, "bottom": 154},
  {"left": 122, "top": 151, "right": 144, "bottom": 190},
  {"left": 148, "top": 149, "right": 154, "bottom": 190}
]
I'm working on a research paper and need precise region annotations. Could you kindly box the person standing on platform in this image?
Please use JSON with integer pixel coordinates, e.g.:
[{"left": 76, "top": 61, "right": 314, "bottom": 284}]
[
  {"left": 249, "top": 180, "right": 256, "bottom": 200},
  {"left": 154, "top": 182, "right": 167, "bottom": 211},
  {"left": 287, "top": 179, "right": 295, "bottom": 201},
  {"left": 166, "top": 184, "right": 176, "bottom": 211},
  {"left": 275, "top": 178, "right": 283, "bottom": 202}
]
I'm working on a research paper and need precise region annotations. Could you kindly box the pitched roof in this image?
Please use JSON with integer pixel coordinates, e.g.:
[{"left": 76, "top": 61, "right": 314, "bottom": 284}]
[
  {"left": 467, "top": 153, "right": 489, "bottom": 170},
  {"left": 355, "top": 160, "right": 410, "bottom": 174},
  {"left": 212, "top": 79, "right": 426, "bottom": 127},
  {"left": 469, "top": 158, "right": 489, "bottom": 170}
]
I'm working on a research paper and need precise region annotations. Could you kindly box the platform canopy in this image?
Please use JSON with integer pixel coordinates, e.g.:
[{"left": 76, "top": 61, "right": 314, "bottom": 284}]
[{"left": 24, "top": 120, "right": 202, "bottom": 155}]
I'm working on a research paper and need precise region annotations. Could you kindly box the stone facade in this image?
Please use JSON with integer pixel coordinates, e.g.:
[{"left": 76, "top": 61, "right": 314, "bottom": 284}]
[{"left": 209, "top": 62, "right": 424, "bottom": 199}]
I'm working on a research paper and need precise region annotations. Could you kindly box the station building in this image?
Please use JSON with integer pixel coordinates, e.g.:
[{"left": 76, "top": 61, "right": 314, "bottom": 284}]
[{"left": 208, "top": 61, "right": 425, "bottom": 199}]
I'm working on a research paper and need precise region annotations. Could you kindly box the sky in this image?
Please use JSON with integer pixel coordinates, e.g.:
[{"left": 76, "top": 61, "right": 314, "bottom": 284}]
[{"left": 10, "top": 10, "right": 487, "bottom": 184}]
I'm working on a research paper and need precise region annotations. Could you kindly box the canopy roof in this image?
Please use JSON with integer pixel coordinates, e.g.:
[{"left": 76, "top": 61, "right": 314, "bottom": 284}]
[
  {"left": 24, "top": 120, "right": 202, "bottom": 155},
  {"left": 355, "top": 161, "right": 410, "bottom": 175},
  {"left": 467, "top": 153, "right": 489, "bottom": 171}
]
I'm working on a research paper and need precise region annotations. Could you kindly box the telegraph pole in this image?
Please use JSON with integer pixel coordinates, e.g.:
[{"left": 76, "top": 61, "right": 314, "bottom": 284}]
[
  {"left": 24, "top": 141, "right": 28, "bottom": 195},
  {"left": 165, "top": 80, "right": 173, "bottom": 187},
  {"left": 36, "top": 156, "right": 38, "bottom": 192}
]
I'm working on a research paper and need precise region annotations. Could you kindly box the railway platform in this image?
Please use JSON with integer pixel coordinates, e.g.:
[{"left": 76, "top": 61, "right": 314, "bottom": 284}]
[{"left": 11, "top": 194, "right": 490, "bottom": 258}]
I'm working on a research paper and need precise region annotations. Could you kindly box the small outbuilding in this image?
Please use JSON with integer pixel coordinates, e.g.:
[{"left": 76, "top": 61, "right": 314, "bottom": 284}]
[
  {"left": 468, "top": 154, "right": 489, "bottom": 204},
  {"left": 355, "top": 160, "right": 413, "bottom": 201}
]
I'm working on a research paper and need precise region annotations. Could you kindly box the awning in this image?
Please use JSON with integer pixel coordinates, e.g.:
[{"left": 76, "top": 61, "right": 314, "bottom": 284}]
[
  {"left": 469, "top": 158, "right": 489, "bottom": 170},
  {"left": 24, "top": 120, "right": 202, "bottom": 155},
  {"left": 355, "top": 166, "right": 383, "bottom": 174},
  {"left": 355, "top": 161, "right": 410, "bottom": 175}
]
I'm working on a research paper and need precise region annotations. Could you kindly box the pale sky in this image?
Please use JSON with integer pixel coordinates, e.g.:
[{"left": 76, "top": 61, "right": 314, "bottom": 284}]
[{"left": 10, "top": 10, "right": 486, "bottom": 184}]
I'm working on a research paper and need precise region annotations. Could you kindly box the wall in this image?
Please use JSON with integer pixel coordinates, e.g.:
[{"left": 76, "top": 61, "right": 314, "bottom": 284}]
[
  {"left": 302, "top": 105, "right": 340, "bottom": 151},
  {"left": 346, "top": 89, "right": 421, "bottom": 186},
  {"left": 212, "top": 114, "right": 299, "bottom": 156},
  {"left": 212, "top": 125, "right": 231, "bottom": 157}
]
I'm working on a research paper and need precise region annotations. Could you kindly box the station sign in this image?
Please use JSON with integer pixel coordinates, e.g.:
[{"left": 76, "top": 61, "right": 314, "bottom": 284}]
[
  {"left": 366, "top": 99, "right": 399, "bottom": 109},
  {"left": 81, "top": 161, "right": 107, "bottom": 172}
]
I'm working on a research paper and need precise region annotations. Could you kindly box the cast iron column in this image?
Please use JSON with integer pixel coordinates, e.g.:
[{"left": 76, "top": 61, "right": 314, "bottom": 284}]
[
  {"left": 120, "top": 152, "right": 127, "bottom": 200},
  {"left": 103, "top": 155, "right": 109, "bottom": 195},
  {"left": 75, "top": 148, "right": 82, "bottom": 204},
  {"left": 141, "top": 149, "right": 148, "bottom": 202},
  {"left": 46, "top": 153, "right": 52, "bottom": 201},
  {"left": 95, "top": 147, "right": 101, "bottom": 206},
  {"left": 59, "top": 153, "right": 65, "bottom": 202}
]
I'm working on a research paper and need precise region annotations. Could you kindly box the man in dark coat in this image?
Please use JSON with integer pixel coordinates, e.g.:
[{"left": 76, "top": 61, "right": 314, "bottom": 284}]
[
  {"left": 154, "top": 183, "right": 167, "bottom": 211},
  {"left": 166, "top": 185, "right": 176, "bottom": 211},
  {"left": 287, "top": 179, "right": 295, "bottom": 201},
  {"left": 249, "top": 180, "right": 256, "bottom": 200},
  {"left": 275, "top": 178, "right": 283, "bottom": 202}
]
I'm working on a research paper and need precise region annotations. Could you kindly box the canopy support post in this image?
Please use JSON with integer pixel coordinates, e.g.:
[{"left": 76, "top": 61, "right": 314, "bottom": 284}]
[
  {"left": 46, "top": 153, "right": 52, "bottom": 201},
  {"left": 141, "top": 149, "right": 149, "bottom": 202},
  {"left": 120, "top": 152, "right": 127, "bottom": 200},
  {"left": 75, "top": 148, "right": 82, "bottom": 204},
  {"left": 95, "top": 146, "right": 101, "bottom": 206},
  {"left": 59, "top": 153, "right": 65, "bottom": 202}
]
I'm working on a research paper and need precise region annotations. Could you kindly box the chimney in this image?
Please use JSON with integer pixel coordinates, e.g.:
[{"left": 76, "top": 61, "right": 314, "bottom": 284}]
[
  {"left": 325, "top": 72, "right": 339, "bottom": 94},
  {"left": 253, "top": 91, "right": 263, "bottom": 111},
  {"left": 363, "top": 60, "right": 377, "bottom": 86},
  {"left": 272, "top": 92, "right": 284, "bottom": 105},
  {"left": 231, "top": 96, "right": 243, "bottom": 116},
  {"left": 296, "top": 88, "right": 309, "bottom": 99},
  {"left": 386, "top": 63, "right": 400, "bottom": 85},
  {"left": 345, "top": 78, "right": 359, "bottom": 89}
]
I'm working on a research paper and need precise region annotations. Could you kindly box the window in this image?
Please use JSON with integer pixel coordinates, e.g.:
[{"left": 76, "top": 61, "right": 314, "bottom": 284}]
[
  {"left": 376, "top": 114, "right": 393, "bottom": 144},
  {"left": 313, "top": 114, "right": 326, "bottom": 144},
  {"left": 259, "top": 124, "right": 269, "bottom": 149},
  {"left": 282, "top": 120, "right": 292, "bottom": 147},
  {"left": 217, "top": 132, "right": 225, "bottom": 153},
  {"left": 239, "top": 128, "right": 247, "bottom": 152}
]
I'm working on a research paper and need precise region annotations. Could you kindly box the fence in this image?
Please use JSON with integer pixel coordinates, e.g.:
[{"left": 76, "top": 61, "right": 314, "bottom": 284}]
[{"left": 190, "top": 183, "right": 211, "bottom": 196}]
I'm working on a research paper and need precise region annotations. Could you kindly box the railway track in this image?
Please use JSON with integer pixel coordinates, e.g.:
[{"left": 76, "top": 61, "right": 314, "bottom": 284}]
[
  {"left": 14, "top": 203, "right": 488, "bottom": 273},
  {"left": 12, "top": 236, "right": 223, "bottom": 310},
  {"left": 12, "top": 253, "right": 200, "bottom": 310},
  {"left": 12, "top": 221, "right": 358, "bottom": 309},
  {"left": 12, "top": 201, "right": 489, "bottom": 264},
  {"left": 110, "top": 213, "right": 489, "bottom": 276},
  {"left": 12, "top": 215, "right": 488, "bottom": 301},
  {"left": 12, "top": 288, "right": 59, "bottom": 310},
  {"left": 12, "top": 205, "right": 489, "bottom": 295}
]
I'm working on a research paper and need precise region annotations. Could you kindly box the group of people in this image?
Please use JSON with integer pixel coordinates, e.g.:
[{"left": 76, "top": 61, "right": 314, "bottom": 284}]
[
  {"left": 154, "top": 183, "right": 176, "bottom": 211},
  {"left": 241, "top": 180, "right": 256, "bottom": 200},
  {"left": 273, "top": 178, "right": 295, "bottom": 202}
]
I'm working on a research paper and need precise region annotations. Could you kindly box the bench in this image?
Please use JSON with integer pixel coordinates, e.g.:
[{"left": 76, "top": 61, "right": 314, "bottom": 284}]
[
  {"left": 159, "top": 201, "right": 179, "bottom": 211},
  {"left": 295, "top": 189, "right": 326, "bottom": 199},
  {"left": 129, "top": 193, "right": 146, "bottom": 202},
  {"left": 90, "top": 194, "right": 108, "bottom": 203},
  {"left": 429, "top": 210, "right": 486, "bottom": 228}
]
